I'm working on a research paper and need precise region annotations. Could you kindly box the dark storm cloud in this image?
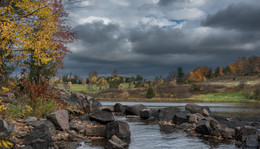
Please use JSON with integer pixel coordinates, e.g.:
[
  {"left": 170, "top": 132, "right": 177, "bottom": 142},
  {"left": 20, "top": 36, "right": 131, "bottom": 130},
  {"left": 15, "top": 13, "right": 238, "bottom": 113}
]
[
  {"left": 61, "top": 0, "right": 260, "bottom": 79},
  {"left": 158, "top": 0, "right": 190, "bottom": 6},
  {"left": 201, "top": 2, "right": 260, "bottom": 31}
]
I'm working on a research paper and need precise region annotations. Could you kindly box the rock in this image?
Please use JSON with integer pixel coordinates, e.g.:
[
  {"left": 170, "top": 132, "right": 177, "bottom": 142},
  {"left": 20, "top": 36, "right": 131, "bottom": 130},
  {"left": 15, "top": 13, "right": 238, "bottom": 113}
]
[
  {"left": 176, "top": 123, "right": 190, "bottom": 131},
  {"left": 195, "top": 118, "right": 221, "bottom": 136},
  {"left": 27, "top": 120, "right": 56, "bottom": 134},
  {"left": 158, "top": 121, "right": 176, "bottom": 133},
  {"left": 125, "top": 104, "right": 147, "bottom": 116},
  {"left": 89, "top": 110, "right": 115, "bottom": 124},
  {"left": 70, "top": 123, "right": 85, "bottom": 133},
  {"left": 212, "top": 115, "right": 242, "bottom": 129},
  {"left": 23, "top": 117, "right": 37, "bottom": 123},
  {"left": 106, "top": 135, "right": 128, "bottom": 149},
  {"left": 185, "top": 103, "right": 210, "bottom": 116},
  {"left": 17, "top": 146, "right": 33, "bottom": 149},
  {"left": 78, "top": 114, "right": 90, "bottom": 121},
  {"left": 244, "top": 134, "right": 260, "bottom": 148},
  {"left": 172, "top": 111, "right": 190, "bottom": 125},
  {"left": 114, "top": 103, "right": 126, "bottom": 113},
  {"left": 235, "top": 125, "right": 257, "bottom": 141},
  {"left": 83, "top": 98, "right": 102, "bottom": 113},
  {"left": 106, "top": 121, "right": 131, "bottom": 141},
  {"left": 140, "top": 109, "right": 150, "bottom": 120},
  {"left": 47, "top": 110, "right": 69, "bottom": 130},
  {"left": 158, "top": 106, "right": 181, "bottom": 121},
  {"left": 0, "top": 119, "right": 14, "bottom": 137},
  {"left": 187, "top": 113, "right": 204, "bottom": 123},
  {"left": 85, "top": 125, "right": 107, "bottom": 137},
  {"left": 220, "top": 127, "right": 235, "bottom": 139},
  {"left": 23, "top": 124, "right": 53, "bottom": 149}
]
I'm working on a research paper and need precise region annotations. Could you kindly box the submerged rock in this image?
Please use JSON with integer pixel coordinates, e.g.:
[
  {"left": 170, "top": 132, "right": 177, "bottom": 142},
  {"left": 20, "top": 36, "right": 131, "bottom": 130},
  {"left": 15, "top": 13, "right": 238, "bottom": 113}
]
[
  {"left": 125, "top": 104, "right": 147, "bottom": 116},
  {"left": 106, "top": 135, "right": 128, "bottom": 149},
  {"left": 195, "top": 118, "right": 221, "bottom": 136},
  {"left": 158, "top": 106, "right": 181, "bottom": 121},
  {"left": 106, "top": 121, "right": 131, "bottom": 141},
  {"left": 185, "top": 103, "right": 210, "bottom": 116},
  {"left": 114, "top": 103, "right": 127, "bottom": 114}
]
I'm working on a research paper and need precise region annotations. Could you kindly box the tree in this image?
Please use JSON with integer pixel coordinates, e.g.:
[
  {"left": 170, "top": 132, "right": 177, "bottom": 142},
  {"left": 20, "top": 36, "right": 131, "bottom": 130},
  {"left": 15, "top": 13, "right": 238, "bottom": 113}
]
[
  {"left": 177, "top": 67, "right": 185, "bottom": 83},
  {"left": 112, "top": 69, "right": 119, "bottom": 77},
  {"left": 214, "top": 67, "right": 220, "bottom": 77},
  {"left": 96, "top": 77, "right": 108, "bottom": 86},
  {"left": 146, "top": 87, "right": 155, "bottom": 98},
  {"left": 0, "top": 0, "right": 76, "bottom": 84},
  {"left": 167, "top": 70, "right": 177, "bottom": 81},
  {"left": 88, "top": 71, "right": 98, "bottom": 81},
  {"left": 135, "top": 74, "right": 143, "bottom": 82}
]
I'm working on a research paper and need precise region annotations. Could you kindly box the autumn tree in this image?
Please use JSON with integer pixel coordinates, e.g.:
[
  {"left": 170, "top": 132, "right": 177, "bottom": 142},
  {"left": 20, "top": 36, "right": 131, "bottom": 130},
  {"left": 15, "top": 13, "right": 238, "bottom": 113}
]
[
  {"left": 96, "top": 77, "right": 108, "bottom": 86},
  {"left": 0, "top": 0, "right": 76, "bottom": 85}
]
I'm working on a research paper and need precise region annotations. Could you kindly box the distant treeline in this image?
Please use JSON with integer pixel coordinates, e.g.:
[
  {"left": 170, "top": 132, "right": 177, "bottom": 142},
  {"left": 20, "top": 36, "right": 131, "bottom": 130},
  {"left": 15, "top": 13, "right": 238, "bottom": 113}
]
[{"left": 60, "top": 56, "right": 260, "bottom": 87}]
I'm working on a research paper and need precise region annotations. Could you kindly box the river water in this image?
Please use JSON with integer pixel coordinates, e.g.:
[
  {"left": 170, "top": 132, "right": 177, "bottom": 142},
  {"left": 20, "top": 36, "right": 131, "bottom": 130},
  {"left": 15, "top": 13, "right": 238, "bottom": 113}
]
[{"left": 81, "top": 102, "right": 260, "bottom": 149}]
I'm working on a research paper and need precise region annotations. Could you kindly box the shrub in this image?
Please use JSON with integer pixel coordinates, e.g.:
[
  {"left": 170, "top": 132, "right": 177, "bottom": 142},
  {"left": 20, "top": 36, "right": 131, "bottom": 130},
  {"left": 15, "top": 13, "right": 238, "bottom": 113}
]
[
  {"left": 189, "top": 84, "right": 202, "bottom": 92},
  {"left": 243, "top": 84, "right": 260, "bottom": 100},
  {"left": 146, "top": 87, "right": 155, "bottom": 98}
]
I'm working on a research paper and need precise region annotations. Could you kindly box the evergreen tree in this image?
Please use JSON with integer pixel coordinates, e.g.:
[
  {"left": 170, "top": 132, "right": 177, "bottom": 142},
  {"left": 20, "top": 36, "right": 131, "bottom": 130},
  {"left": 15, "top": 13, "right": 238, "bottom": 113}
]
[
  {"left": 146, "top": 87, "right": 155, "bottom": 98},
  {"left": 214, "top": 67, "right": 220, "bottom": 77},
  {"left": 177, "top": 67, "right": 185, "bottom": 83}
]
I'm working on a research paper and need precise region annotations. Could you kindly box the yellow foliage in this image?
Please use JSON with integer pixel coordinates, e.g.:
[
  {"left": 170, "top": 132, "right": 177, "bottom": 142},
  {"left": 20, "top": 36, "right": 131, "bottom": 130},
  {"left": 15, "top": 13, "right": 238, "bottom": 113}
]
[
  {"left": 68, "top": 82, "right": 72, "bottom": 88},
  {"left": 90, "top": 76, "right": 97, "bottom": 84},
  {"left": 0, "top": 0, "right": 74, "bottom": 73},
  {"left": 22, "top": 105, "right": 33, "bottom": 117},
  {"left": 118, "top": 84, "right": 124, "bottom": 91},
  {"left": 96, "top": 77, "right": 108, "bottom": 85},
  {"left": 0, "top": 137, "right": 13, "bottom": 149}
]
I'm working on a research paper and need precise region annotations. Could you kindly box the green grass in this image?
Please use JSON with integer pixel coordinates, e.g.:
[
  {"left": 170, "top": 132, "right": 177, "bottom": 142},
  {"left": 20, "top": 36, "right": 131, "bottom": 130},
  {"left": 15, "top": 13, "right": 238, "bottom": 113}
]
[{"left": 188, "top": 92, "right": 250, "bottom": 102}]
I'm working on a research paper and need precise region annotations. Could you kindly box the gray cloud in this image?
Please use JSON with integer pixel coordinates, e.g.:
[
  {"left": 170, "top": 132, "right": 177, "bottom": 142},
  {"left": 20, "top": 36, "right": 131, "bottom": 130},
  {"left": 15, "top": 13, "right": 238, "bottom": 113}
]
[
  {"left": 60, "top": 0, "right": 260, "bottom": 79},
  {"left": 201, "top": 2, "right": 260, "bottom": 31}
]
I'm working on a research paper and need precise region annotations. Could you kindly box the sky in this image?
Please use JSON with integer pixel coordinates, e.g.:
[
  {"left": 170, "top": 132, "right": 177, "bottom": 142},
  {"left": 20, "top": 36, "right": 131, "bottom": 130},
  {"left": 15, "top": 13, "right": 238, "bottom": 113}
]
[{"left": 60, "top": 0, "right": 260, "bottom": 79}]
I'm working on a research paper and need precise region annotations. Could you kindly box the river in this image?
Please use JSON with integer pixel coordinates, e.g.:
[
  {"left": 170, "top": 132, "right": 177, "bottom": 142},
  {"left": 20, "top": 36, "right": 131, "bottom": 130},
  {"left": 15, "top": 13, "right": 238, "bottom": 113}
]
[{"left": 80, "top": 102, "right": 260, "bottom": 149}]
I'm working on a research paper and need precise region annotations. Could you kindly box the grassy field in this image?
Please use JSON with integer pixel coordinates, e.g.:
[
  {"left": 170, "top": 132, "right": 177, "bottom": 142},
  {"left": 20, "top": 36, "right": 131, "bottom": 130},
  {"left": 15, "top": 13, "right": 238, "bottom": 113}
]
[{"left": 57, "top": 76, "right": 260, "bottom": 103}]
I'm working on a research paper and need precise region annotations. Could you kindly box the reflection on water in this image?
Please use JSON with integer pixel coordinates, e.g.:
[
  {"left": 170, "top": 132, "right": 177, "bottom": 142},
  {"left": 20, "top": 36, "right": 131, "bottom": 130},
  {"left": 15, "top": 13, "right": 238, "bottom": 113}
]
[{"left": 81, "top": 102, "right": 260, "bottom": 149}]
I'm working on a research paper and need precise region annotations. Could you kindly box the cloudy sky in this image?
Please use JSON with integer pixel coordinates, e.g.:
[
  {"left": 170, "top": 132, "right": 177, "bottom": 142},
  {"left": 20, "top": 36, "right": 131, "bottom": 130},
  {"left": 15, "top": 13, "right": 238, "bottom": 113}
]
[{"left": 60, "top": 0, "right": 260, "bottom": 79}]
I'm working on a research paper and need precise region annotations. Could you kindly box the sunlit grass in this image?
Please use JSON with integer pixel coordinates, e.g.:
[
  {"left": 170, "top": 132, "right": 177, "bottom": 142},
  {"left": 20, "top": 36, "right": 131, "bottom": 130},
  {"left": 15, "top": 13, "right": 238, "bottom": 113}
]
[{"left": 187, "top": 92, "right": 254, "bottom": 102}]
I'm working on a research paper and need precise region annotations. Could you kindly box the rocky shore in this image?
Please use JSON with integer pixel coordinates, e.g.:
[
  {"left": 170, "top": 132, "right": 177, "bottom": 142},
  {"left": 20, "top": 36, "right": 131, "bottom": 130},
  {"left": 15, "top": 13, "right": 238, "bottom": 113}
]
[{"left": 2, "top": 89, "right": 260, "bottom": 149}]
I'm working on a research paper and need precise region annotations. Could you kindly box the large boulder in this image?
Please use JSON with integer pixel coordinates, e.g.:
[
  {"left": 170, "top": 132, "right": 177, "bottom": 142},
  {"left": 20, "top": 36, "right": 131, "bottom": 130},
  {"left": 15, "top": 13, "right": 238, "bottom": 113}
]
[
  {"left": 243, "top": 134, "right": 260, "bottom": 148},
  {"left": 106, "top": 135, "right": 128, "bottom": 149},
  {"left": 106, "top": 121, "right": 131, "bottom": 141},
  {"left": 89, "top": 110, "right": 115, "bottom": 124},
  {"left": 85, "top": 125, "right": 107, "bottom": 137},
  {"left": 27, "top": 120, "right": 56, "bottom": 134},
  {"left": 185, "top": 103, "right": 210, "bottom": 116},
  {"left": 47, "top": 110, "right": 69, "bottom": 130},
  {"left": 140, "top": 109, "right": 159, "bottom": 120},
  {"left": 158, "top": 106, "right": 181, "bottom": 121},
  {"left": 125, "top": 104, "right": 147, "bottom": 116},
  {"left": 83, "top": 98, "right": 102, "bottom": 113},
  {"left": 23, "top": 124, "right": 53, "bottom": 149},
  {"left": 220, "top": 127, "right": 235, "bottom": 139},
  {"left": 235, "top": 125, "right": 257, "bottom": 141},
  {"left": 195, "top": 118, "right": 221, "bottom": 136},
  {"left": 172, "top": 111, "right": 190, "bottom": 125},
  {"left": 158, "top": 121, "right": 176, "bottom": 133},
  {"left": 114, "top": 103, "right": 126, "bottom": 113},
  {"left": 187, "top": 113, "right": 204, "bottom": 124},
  {"left": 0, "top": 119, "right": 14, "bottom": 137}
]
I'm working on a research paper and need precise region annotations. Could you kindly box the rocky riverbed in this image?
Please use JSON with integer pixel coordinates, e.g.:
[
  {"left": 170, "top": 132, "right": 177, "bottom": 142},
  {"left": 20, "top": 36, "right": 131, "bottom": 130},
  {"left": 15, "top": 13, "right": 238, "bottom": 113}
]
[{"left": 2, "top": 90, "right": 260, "bottom": 148}]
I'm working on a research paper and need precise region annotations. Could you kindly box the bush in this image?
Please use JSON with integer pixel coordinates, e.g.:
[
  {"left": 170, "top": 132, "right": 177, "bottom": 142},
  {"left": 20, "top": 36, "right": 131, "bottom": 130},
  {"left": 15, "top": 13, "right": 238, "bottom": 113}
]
[
  {"left": 243, "top": 84, "right": 260, "bottom": 100},
  {"left": 146, "top": 87, "right": 155, "bottom": 98},
  {"left": 189, "top": 84, "right": 202, "bottom": 92}
]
